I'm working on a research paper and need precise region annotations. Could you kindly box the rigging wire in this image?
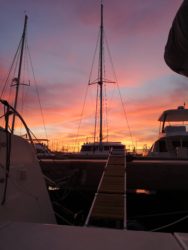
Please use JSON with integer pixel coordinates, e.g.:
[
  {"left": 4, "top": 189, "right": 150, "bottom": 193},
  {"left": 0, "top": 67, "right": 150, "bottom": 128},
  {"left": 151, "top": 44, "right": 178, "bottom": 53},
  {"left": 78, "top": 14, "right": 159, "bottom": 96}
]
[
  {"left": 89, "top": 30, "right": 100, "bottom": 85},
  {"left": 8, "top": 46, "right": 21, "bottom": 113},
  {"left": 10, "top": 48, "right": 21, "bottom": 133},
  {"left": 151, "top": 214, "right": 188, "bottom": 232},
  {"left": 117, "top": 82, "right": 134, "bottom": 147},
  {"left": 0, "top": 39, "right": 22, "bottom": 99},
  {"left": 104, "top": 32, "right": 134, "bottom": 147},
  {"left": 102, "top": 35, "right": 109, "bottom": 141},
  {"left": 20, "top": 84, "right": 26, "bottom": 135},
  {"left": 26, "top": 40, "right": 48, "bottom": 141},
  {"left": 74, "top": 84, "right": 89, "bottom": 150},
  {"left": 74, "top": 31, "right": 101, "bottom": 149},
  {"left": 130, "top": 208, "right": 188, "bottom": 220},
  {"left": 93, "top": 85, "right": 99, "bottom": 143},
  {"left": 104, "top": 82, "right": 109, "bottom": 141},
  {"left": 19, "top": 43, "right": 26, "bottom": 133},
  {"left": 19, "top": 35, "right": 31, "bottom": 135}
]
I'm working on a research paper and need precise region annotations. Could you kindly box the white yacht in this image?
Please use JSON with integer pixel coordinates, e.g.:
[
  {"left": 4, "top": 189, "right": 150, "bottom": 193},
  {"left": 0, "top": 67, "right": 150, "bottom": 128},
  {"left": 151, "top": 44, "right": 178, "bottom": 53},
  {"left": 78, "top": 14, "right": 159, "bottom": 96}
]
[{"left": 148, "top": 106, "right": 188, "bottom": 159}]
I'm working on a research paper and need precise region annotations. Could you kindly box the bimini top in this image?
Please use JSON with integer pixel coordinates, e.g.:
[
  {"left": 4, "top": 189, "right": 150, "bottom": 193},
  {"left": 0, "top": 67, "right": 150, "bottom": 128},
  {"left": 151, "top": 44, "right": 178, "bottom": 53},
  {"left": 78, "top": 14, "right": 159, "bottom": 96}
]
[{"left": 159, "top": 106, "right": 188, "bottom": 122}]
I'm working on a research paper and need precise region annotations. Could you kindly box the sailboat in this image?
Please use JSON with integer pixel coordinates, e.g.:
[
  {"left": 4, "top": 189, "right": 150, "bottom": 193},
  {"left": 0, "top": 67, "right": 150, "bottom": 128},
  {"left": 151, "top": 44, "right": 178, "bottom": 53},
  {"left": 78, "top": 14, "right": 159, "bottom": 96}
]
[
  {"left": 80, "top": 2, "right": 125, "bottom": 156},
  {"left": 0, "top": 15, "right": 56, "bottom": 224},
  {"left": 0, "top": 14, "right": 52, "bottom": 159}
]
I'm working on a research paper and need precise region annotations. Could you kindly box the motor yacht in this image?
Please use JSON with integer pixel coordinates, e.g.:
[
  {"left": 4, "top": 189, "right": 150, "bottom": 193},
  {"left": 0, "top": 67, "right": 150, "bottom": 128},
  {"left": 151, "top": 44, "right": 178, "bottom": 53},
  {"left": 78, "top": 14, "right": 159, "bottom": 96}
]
[{"left": 148, "top": 106, "right": 188, "bottom": 159}]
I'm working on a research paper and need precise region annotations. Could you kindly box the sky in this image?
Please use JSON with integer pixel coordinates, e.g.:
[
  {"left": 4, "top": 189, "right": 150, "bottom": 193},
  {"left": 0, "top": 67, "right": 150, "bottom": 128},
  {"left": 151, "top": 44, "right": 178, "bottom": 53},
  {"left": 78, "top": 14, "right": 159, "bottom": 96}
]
[{"left": 0, "top": 0, "right": 186, "bottom": 151}]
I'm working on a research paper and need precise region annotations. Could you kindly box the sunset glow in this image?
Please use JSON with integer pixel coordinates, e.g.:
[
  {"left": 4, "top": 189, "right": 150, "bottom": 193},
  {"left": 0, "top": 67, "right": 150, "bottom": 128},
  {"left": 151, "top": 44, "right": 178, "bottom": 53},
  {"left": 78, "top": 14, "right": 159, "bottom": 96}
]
[{"left": 0, "top": 0, "right": 185, "bottom": 152}]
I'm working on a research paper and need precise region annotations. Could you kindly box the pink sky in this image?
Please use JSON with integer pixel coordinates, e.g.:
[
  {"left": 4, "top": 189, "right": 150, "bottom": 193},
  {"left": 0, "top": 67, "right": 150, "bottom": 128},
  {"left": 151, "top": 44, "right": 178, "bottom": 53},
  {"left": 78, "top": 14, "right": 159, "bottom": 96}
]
[{"left": 0, "top": 0, "right": 185, "bottom": 151}]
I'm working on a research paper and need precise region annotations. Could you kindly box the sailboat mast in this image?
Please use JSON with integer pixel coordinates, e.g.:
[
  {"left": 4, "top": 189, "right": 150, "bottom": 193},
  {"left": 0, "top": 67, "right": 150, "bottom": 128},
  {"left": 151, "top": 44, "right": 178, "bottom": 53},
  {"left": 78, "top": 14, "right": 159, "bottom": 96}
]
[
  {"left": 12, "top": 15, "right": 28, "bottom": 133},
  {"left": 99, "top": 2, "right": 103, "bottom": 148}
]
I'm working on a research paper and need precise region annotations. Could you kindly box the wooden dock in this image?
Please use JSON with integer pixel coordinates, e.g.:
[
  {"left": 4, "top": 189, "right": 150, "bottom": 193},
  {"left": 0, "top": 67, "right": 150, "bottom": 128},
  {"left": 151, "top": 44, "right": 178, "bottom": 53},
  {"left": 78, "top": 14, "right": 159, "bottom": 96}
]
[{"left": 85, "top": 150, "right": 126, "bottom": 229}]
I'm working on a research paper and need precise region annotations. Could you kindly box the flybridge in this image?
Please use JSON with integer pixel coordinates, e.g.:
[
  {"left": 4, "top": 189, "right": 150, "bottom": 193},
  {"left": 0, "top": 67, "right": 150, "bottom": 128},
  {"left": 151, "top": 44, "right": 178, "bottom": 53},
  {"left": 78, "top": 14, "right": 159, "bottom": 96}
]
[
  {"left": 159, "top": 106, "right": 188, "bottom": 122},
  {"left": 159, "top": 106, "right": 188, "bottom": 134}
]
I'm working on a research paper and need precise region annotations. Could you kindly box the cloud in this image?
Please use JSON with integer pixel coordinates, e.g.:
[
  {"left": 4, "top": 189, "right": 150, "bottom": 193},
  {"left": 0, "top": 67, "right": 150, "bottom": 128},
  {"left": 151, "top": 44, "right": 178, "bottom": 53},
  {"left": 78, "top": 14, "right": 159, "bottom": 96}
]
[{"left": 0, "top": 0, "right": 185, "bottom": 151}]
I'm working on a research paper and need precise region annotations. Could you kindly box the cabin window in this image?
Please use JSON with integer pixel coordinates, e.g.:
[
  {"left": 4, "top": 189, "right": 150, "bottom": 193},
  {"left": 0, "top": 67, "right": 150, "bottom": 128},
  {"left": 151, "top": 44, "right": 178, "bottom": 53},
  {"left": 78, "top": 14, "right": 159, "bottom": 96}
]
[
  {"left": 93, "top": 146, "right": 99, "bottom": 151},
  {"left": 113, "top": 145, "right": 125, "bottom": 150},
  {"left": 81, "top": 146, "right": 92, "bottom": 151},
  {"left": 158, "top": 140, "right": 167, "bottom": 152}
]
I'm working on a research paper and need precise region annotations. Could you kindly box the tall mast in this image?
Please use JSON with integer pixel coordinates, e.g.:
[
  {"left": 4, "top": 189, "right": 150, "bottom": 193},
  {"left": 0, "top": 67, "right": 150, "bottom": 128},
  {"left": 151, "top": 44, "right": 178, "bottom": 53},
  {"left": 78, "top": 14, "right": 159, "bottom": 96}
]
[
  {"left": 12, "top": 15, "right": 28, "bottom": 133},
  {"left": 99, "top": 1, "right": 103, "bottom": 149}
]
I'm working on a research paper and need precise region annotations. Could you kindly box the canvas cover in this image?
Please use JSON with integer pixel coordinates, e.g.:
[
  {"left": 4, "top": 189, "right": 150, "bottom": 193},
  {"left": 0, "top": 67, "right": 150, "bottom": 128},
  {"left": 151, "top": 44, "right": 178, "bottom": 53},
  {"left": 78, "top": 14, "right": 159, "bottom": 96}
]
[{"left": 164, "top": 0, "right": 188, "bottom": 76}]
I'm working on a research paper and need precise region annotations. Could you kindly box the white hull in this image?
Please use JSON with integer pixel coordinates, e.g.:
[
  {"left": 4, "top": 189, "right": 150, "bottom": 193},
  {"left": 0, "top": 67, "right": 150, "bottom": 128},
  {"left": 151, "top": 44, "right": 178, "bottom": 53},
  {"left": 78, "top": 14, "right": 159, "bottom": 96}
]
[{"left": 0, "top": 130, "right": 56, "bottom": 224}]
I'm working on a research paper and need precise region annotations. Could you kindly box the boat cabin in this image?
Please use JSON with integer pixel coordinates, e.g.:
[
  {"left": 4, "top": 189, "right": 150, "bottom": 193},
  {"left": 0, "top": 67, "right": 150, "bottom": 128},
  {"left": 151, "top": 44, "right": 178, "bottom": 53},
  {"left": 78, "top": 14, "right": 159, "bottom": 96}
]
[
  {"left": 148, "top": 106, "right": 188, "bottom": 159},
  {"left": 159, "top": 106, "right": 188, "bottom": 136},
  {"left": 80, "top": 141, "right": 125, "bottom": 155}
]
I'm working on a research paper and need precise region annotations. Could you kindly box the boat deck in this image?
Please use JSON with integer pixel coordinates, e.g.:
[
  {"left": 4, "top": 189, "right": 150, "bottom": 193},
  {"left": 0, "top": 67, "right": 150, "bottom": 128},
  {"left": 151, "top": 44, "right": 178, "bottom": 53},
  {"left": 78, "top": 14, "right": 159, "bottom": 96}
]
[{"left": 0, "top": 222, "right": 187, "bottom": 250}]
